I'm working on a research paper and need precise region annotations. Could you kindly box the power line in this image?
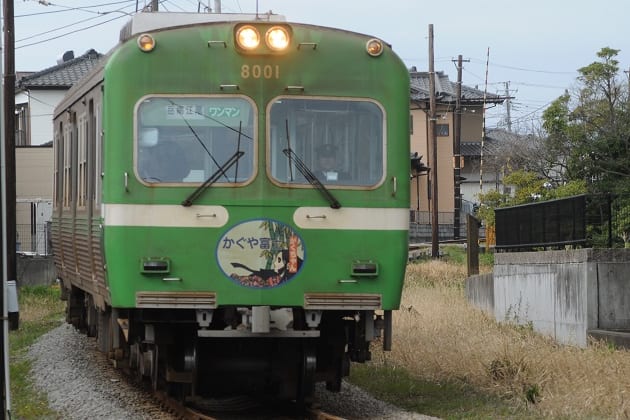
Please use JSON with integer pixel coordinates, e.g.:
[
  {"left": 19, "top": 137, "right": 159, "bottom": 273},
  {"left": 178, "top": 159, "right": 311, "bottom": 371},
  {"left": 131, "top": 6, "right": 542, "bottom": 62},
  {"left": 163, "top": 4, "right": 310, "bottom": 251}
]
[
  {"left": 16, "top": 0, "right": 135, "bottom": 17},
  {"left": 16, "top": 13, "right": 129, "bottom": 49},
  {"left": 16, "top": 1, "right": 138, "bottom": 48},
  {"left": 167, "top": 0, "right": 199, "bottom": 10},
  {"left": 469, "top": 57, "right": 577, "bottom": 75},
  {"left": 17, "top": 13, "right": 116, "bottom": 43}
]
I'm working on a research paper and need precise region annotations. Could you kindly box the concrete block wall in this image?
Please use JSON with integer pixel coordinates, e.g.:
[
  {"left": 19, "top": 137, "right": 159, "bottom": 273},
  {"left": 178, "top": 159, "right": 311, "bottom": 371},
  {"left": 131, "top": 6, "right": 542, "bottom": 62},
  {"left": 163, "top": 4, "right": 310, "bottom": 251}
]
[
  {"left": 16, "top": 254, "right": 56, "bottom": 287},
  {"left": 465, "top": 273, "right": 494, "bottom": 315},
  {"left": 466, "top": 249, "right": 630, "bottom": 348}
]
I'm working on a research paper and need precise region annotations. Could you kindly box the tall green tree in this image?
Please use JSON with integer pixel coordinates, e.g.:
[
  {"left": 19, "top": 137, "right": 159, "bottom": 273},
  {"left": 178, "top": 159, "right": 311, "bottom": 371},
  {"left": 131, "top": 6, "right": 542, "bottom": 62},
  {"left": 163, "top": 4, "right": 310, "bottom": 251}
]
[{"left": 546, "top": 47, "right": 630, "bottom": 194}]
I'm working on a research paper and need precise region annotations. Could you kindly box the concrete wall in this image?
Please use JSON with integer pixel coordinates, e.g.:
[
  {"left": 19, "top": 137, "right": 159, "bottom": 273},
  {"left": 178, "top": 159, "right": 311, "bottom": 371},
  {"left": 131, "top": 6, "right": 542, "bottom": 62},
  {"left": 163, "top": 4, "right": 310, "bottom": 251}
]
[
  {"left": 16, "top": 254, "right": 56, "bottom": 287},
  {"left": 465, "top": 272, "right": 494, "bottom": 314},
  {"left": 466, "top": 249, "right": 630, "bottom": 347},
  {"left": 17, "top": 146, "right": 53, "bottom": 200}
]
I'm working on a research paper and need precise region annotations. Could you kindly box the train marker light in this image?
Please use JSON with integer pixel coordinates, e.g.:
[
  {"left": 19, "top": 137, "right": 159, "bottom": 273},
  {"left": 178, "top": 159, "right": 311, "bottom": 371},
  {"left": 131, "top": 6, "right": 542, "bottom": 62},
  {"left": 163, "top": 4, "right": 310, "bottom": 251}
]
[
  {"left": 141, "top": 257, "right": 170, "bottom": 274},
  {"left": 351, "top": 260, "right": 379, "bottom": 277},
  {"left": 137, "top": 34, "right": 156, "bottom": 52},
  {"left": 266, "top": 26, "right": 290, "bottom": 51},
  {"left": 366, "top": 39, "right": 384, "bottom": 57},
  {"left": 236, "top": 25, "right": 260, "bottom": 50}
]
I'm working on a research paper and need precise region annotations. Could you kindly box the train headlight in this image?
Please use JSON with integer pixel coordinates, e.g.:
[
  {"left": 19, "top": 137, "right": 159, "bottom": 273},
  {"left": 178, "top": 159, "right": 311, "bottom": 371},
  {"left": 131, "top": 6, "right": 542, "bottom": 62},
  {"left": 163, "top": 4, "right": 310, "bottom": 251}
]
[
  {"left": 236, "top": 25, "right": 260, "bottom": 50},
  {"left": 366, "top": 38, "right": 384, "bottom": 57},
  {"left": 265, "top": 26, "right": 290, "bottom": 51},
  {"left": 137, "top": 34, "right": 156, "bottom": 52}
]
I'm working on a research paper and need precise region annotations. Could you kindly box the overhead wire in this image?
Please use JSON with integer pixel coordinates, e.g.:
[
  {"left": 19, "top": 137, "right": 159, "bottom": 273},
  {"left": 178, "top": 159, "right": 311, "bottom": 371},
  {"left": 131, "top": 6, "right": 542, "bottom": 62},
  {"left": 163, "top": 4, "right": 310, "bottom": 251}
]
[
  {"left": 16, "top": 0, "right": 136, "bottom": 17},
  {"left": 469, "top": 57, "right": 577, "bottom": 75},
  {"left": 16, "top": 13, "right": 131, "bottom": 49},
  {"left": 16, "top": 1, "right": 138, "bottom": 49}
]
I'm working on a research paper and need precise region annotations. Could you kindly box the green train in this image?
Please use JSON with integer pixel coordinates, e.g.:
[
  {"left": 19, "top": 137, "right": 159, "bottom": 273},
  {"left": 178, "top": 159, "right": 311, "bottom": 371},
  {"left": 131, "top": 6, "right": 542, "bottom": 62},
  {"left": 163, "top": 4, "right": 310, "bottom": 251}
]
[{"left": 52, "top": 12, "right": 410, "bottom": 405}]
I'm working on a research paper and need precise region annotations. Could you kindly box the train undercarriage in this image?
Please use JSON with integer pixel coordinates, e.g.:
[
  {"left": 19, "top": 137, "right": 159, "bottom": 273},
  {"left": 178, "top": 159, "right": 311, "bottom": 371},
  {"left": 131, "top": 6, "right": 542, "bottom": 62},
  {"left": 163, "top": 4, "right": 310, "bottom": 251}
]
[{"left": 64, "top": 286, "right": 389, "bottom": 406}]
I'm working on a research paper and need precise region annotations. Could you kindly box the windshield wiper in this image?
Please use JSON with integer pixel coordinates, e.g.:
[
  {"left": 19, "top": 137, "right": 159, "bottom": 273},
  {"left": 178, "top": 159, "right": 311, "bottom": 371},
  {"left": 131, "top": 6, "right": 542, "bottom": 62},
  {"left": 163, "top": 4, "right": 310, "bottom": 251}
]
[
  {"left": 181, "top": 151, "right": 245, "bottom": 207},
  {"left": 283, "top": 148, "right": 341, "bottom": 209},
  {"left": 168, "top": 99, "right": 252, "bottom": 183}
]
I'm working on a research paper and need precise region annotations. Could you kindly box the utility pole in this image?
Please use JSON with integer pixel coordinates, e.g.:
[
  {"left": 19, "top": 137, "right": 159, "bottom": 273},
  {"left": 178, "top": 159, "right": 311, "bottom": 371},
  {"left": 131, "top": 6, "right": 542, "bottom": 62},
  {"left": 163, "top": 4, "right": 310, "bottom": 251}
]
[
  {"left": 453, "top": 55, "right": 469, "bottom": 240},
  {"left": 214, "top": 0, "right": 221, "bottom": 13},
  {"left": 0, "top": 1, "right": 5, "bottom": 411},
  {"left": 151, "top": 0, "right": 158, "bottom": 11},
  {"left": 504, "top": 81, "right": 512, "bottom": 132},
  {"left": 480, "top": 47, "right": 489, "bottom": 194},
  {"left": 428, "top": 25, "right": 439, "bottom": 258},
  {"left": 2, "top": 0, "right": 16, "bottom": 415},
  {"left": 4, "top": 0, "right": 15, "bottom": 290}
]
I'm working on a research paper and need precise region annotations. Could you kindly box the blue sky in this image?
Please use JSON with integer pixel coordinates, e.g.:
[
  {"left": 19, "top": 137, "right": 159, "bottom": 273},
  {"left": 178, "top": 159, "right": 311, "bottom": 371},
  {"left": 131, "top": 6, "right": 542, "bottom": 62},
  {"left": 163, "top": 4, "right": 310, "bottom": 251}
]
[{"left": 14, "top": 0, "right": 630, "bottom": 131}]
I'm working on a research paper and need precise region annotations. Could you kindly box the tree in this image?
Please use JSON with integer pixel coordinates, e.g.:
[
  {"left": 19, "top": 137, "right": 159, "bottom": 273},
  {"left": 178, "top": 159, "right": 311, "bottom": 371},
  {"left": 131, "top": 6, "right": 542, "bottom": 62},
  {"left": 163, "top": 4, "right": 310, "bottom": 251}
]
[
  {"left": 476, "top": 169, "right": 586, "bottom": 228},
  {"left": 477, "top": 48, "right": 627, "bottom": 240},
  {"left": 551, "top": 47, "right": 630, "bottom": 195}
]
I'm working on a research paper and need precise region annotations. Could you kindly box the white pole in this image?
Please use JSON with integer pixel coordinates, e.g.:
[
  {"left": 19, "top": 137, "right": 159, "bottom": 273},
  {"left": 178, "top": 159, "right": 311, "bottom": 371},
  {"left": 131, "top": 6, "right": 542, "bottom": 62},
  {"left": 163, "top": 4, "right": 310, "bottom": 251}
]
[
  {"left": 213, "top": 0, "right": 221, "bottom": 13},
  {"left": 1, "top": 2, "right": 12, "bottom": 412}
]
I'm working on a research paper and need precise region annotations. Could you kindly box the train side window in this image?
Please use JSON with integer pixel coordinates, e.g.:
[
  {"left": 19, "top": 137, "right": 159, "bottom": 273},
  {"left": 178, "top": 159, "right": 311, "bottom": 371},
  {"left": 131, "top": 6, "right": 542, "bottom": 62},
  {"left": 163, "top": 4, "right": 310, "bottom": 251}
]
[
  {"left": 268, "top": 97, "right": 385, "bottom": 188},
  {"left": 71, "top": 113, "right": 78, "bottom": 209},
  {"left": 135, "top": 96, "right": 256, "bottom": 185},
  {"left": 94, "top": 102, "right": 102, "bottom": 206},
  {"left": 77, "top": 113, "right": 88, "bottom": 209},
  {"left": 63, "top": 122, "right": 72, "bottom": 208},
  {"left": 54, "top": 124, "right": 62, "bottom": 209}
]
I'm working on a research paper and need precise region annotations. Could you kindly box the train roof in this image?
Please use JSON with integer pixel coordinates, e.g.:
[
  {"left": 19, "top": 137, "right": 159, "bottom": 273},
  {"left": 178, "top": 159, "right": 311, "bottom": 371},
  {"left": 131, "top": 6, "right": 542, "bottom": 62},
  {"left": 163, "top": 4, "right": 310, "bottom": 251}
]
[{"left": 120, "top": 12, "right": 286, "bottom": 42}]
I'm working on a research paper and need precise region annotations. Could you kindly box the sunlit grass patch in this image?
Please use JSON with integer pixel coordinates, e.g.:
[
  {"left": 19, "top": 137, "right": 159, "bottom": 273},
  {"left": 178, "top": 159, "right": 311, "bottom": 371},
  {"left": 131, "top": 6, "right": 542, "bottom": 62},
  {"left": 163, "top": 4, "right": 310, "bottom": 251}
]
[
  {"left": 9, "top": 285, "right": 65, "bottom": 419},
  {"left": 350, "top": 248, "right": 630, "bottom": 418}
]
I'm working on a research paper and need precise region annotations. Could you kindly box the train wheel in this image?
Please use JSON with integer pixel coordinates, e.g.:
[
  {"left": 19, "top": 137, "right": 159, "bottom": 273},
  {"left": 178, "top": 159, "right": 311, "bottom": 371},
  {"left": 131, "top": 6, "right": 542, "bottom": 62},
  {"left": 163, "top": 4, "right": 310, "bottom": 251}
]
[
  {"left": 183, "top": 344, "right": 197, "bottom": 397},
  {"left": 296, "top": 343, "right": 316, "bottom": 408},
  {"left": 167, "top": 344, "right": 196, "bottom": 401}
]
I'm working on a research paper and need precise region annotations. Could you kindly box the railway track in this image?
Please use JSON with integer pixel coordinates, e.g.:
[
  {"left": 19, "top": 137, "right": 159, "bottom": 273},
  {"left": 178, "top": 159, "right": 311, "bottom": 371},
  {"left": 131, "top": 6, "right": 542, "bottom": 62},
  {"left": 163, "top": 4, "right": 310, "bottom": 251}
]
[{"left": 153, "top": 390, "right": 348, "bottom": 420}]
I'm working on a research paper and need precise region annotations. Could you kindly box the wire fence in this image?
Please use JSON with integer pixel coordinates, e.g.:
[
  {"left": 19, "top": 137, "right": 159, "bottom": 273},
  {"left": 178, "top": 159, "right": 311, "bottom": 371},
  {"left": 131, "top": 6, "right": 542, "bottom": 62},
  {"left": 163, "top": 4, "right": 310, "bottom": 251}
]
[{"left": 16, "top": 223, "right": 51, "bottom": 255}]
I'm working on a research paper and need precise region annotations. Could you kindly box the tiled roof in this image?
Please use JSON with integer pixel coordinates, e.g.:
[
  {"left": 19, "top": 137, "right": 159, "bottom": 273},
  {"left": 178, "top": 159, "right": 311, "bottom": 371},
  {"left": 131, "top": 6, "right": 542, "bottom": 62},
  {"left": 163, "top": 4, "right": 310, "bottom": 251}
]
[
  {"left": 17, "top": 49, "right": 102, "bottom": 90},
  {"left": 410, "top": 70, "right": 504, "bottom": 105},
  {"left": 461, "top": 139, "right": 501, "bottom": 157},
  {"left": 461, "top": 129, "right": 526, "bottom": 157}
]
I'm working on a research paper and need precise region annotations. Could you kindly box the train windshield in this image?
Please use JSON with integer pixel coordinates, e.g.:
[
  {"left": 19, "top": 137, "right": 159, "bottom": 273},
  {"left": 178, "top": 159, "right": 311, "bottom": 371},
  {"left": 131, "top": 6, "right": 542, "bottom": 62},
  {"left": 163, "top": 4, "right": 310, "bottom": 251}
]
[
  {"left": 135, "top": 96, "right": 256, "bottom": 185},
  {"left": 268, "top": 98, "right": 384, "bottom": 188}
]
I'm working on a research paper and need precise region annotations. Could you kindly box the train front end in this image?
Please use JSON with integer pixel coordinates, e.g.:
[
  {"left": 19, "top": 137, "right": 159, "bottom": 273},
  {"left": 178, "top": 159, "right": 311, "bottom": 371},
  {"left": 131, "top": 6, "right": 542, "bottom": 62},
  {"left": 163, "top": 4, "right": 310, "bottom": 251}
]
[{"left": 102, "top": 13, "right": 410, "bottom": 402}]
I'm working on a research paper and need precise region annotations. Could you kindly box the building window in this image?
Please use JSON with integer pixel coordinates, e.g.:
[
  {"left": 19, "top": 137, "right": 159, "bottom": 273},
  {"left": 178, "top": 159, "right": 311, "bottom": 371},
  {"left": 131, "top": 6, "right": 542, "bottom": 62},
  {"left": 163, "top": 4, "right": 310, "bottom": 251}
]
[
  {"left": 436, "top": 124, "right": 449, "bottom": 137},
  {"left": 15, "top": 104, "right": 29, "bottom": 146}
]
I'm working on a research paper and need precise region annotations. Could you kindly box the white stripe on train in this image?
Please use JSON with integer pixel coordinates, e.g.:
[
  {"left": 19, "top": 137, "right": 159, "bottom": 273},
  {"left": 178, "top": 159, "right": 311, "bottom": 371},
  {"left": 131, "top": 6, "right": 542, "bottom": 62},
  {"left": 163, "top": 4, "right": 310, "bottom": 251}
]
[{"left": 102, "top": 204, "right": 409, "bottom": 230}]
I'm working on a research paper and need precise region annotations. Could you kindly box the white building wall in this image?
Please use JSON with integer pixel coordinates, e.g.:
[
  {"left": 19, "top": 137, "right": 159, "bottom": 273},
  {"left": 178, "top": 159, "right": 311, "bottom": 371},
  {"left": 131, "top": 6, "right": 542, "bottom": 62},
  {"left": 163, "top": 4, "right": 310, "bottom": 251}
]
[{"left": 16, "top": 89, "right": 65, "bottom": 146}]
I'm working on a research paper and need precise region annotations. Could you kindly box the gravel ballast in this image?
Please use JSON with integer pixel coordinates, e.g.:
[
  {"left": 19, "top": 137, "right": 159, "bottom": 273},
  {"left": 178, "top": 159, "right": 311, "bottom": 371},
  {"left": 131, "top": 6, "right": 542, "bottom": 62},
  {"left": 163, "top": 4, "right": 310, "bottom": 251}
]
[{"left": 27, "top": 323, "right": 437, "bottom": 419}]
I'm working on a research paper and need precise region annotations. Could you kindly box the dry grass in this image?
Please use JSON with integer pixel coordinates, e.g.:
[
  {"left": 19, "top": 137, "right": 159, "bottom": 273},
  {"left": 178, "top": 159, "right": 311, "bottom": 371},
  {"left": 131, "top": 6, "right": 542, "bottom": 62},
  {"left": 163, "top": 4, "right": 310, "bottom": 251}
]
[
  {"left": 369, "top": 259, "right": 630, "bottom": 418},
  {"left": 17, "top": 285, "right": 65, "bottom": 323}
]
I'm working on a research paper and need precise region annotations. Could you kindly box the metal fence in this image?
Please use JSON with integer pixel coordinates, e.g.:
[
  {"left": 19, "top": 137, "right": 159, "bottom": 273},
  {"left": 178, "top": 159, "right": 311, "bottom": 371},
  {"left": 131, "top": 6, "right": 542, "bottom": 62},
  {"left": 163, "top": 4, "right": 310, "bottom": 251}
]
[
  {"left": 409, "top": 210, "right": 474, "bottom": 243},
  {"left": 495, "top": 193, "right": 630, "bottom": 251},
  {"left": 16, "top": 223, "right": 51, "bottom": 255}
]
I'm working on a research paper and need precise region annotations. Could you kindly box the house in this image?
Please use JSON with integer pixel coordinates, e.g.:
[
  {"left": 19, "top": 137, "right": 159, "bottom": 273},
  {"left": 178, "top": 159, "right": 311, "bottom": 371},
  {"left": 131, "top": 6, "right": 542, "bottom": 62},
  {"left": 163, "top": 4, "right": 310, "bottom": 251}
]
[
  {"left": 460, "top": 129, "right": 508, "bottom": 199},
  {"left": 14, "top": 49, "right": 102, "bottom": 254},
  {"left": 15, "top": 49, "right": 102, "bottom": 146},
  {"left": 409, "top": 70, "right": 505, "bottom": 242}
]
